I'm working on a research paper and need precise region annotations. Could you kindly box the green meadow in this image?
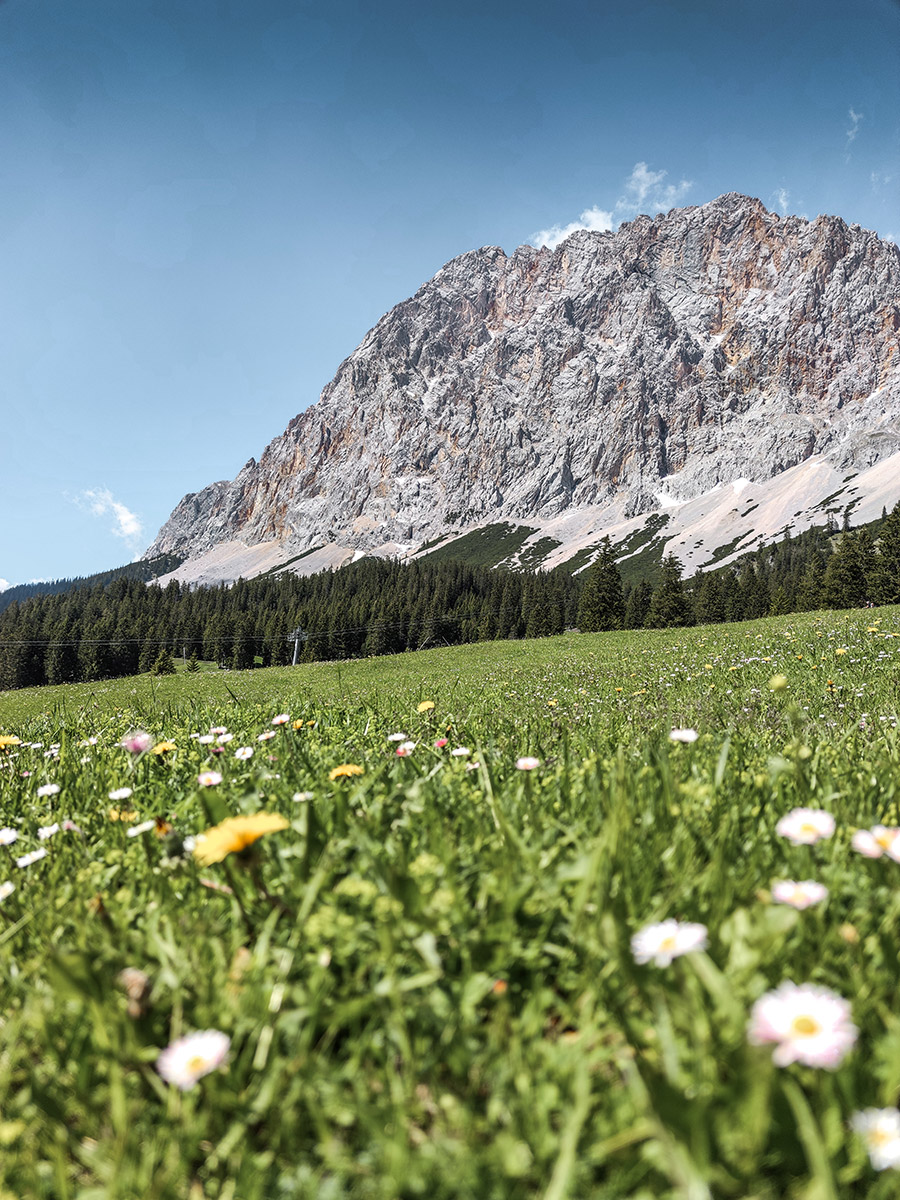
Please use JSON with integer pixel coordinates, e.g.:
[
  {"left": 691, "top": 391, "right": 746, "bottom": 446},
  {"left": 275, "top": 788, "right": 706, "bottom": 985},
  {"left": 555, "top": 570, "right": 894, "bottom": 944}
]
[{"left": 1, "top": 607, "right": 900, "bottom": 1198}]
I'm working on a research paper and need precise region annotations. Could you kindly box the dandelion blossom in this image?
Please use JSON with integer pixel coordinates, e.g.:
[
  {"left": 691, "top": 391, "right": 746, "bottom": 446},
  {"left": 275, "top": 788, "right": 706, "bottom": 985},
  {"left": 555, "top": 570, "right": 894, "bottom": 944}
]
[
  {"left": 0, "top": 735, "right": 22, "bottom": 748},
  {"left": 151, "top": 741, "right": 177, "bottom": 755},
  {"left": 156, "top": 1029, "right": 230, "bottom": 1091},
  {"left": 748, "top": 981, "right": 856, "bottom": 1068},
  {"left": 108, "top": 807, "right": 138, "bottom": 822},
  {"left": 417, "top": 700, "right": 435, "bottom": 713},
  {"left": 851, "top": 1108, "right": 900, "bottom": 1171},
  {"left": 775, "top": 808, "right": 835, "bottom": 845},
  {"left": 193, "top": 813, "right": 289, "bottom": 866},
  {"left": 329, "top": 763, "right": 363, "bottom": 780},
  {"left": 771, "top": 880, "right": 828, "bottom": 909},
  {"left": 630, "top": 919, "right": 708, "bottom": 967}
]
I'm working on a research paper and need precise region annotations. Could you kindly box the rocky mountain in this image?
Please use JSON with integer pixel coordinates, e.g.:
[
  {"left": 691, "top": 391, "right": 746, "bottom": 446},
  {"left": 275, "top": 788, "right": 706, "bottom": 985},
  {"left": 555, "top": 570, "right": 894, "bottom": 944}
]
[{"left": 146, "top": 193, "right": 900, "bottom": 585}]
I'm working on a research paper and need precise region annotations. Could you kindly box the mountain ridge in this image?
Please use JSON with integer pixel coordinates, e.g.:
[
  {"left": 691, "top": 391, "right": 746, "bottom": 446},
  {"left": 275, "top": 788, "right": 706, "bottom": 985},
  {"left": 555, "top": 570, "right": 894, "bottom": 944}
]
[{"left": 146, "top": 193, "right": 900, "bottom": 584}]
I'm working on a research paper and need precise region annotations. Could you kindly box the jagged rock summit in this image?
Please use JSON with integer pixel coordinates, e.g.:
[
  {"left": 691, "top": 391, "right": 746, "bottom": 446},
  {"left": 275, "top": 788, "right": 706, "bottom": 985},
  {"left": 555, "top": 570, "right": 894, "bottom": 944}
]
[{"left": 147, "top": 193, "right": 900, "bottom": 584}]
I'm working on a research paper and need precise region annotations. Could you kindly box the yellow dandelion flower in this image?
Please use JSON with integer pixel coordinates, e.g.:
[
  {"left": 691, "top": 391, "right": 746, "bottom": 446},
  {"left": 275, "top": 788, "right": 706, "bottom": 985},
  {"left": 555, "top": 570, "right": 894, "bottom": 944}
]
[
  {"left": 417, "top": 700, "right": 435, "bottom": 713},
  {"left": 151, "top": 741, "right": 177, "bottom": 755},
  {"left": 109, "top": 807, "right": 139, "bottom": 822},
  {"left": 835, "top": 648, "right": 848, "bottom": 655},
  {"left": 329, "top": 763, "right": 363, "bottom": 780},
  {"left": 193, "top": 813, "right": 289, "bottom": 866},
  {"left": 0, "top": 735, "right": 22, "bottom": 749},
  {"left": 292, "top": 719, "right": 304, "bottom": 730}
]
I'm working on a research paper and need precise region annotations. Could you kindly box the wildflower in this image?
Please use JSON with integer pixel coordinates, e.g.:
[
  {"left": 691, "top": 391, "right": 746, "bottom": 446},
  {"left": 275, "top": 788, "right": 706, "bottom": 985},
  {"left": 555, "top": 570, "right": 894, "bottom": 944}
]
[
  {"left": 108, "top": 787, "right": 134, "bottom": 802},
  {"left": 669, "top": 728, "right": 699, "bottom": 743},
  {"left": 108, "top": 807, "right": 138, "bottom": 821},
  {"left": 329, "top": 764, "right": 363, "bottom": 780},
  {"left": 851, "top": 826, "right": 900, "bottom": 860},
  {"left": 516, "top": 756, "right": 540, "bottom": 771},
  {"left": 630, "top": 919, "right": 708, "bottom": 966},
  {"left": 36, "top": 783, "right": 60, "bottom": 798},
  {"left": 771, "top": 880, "right": 828, "bottom": 909},
  {"left": 234, "top": 747, "right": 253, "bottom": 760},
  {"left": 37, "top": 824, "right": 60, "bottom": 840},
  {"left": 197, "top": 734, "right": 215, "bottom": 744},
  {"left": 387, "top": 732, "right": 408, "bottom": 742},
  {"left": 434, "top": 738, "right": 449, "bottom": 749},
  {"left": 748, "top": 982, "right": 856, "bottom": 1067},
  {"left": 450, "top": 746, "right": 470, "bottom": 758},
  {"left": 775, "top": 808, "right": 835, "bottom": 845},
  {"left": 126, "top": 820, "right": 156, "bottom": 838},
  {"left": 62, "top": 819, "right": 81, "bottom": 833},
  {"left": 156, "top": 1029, "right": 230, "bottom": 1091},
  {"left": 257, "top": 731, "right": 276, "bottom": 742},
  {"left": 216, "top": 732, "right": 234, "bottom": 744},
  {"left": 396, "top": 741, "right": 416, "bottom": 757},
  {"left": 120, "top": 731, "right": 152, "bottom": 754},
  {"left": 768, "top": 675, "right": 789, "bottom": 692},
  {"left": 0, "top": 735, "right": 21, "bottom": 749},
  {"left": 209, "top": 726, "right": 228, "bottom": 736},
  {"left": 292, "top": 791, "right": 314, "bottom": 803},
  {"left": 16, "top": 848, "right": 47, "bottom": 868},
  {"left": 417, "top": 700, "right": 435, "bottom": 713},
  {"left": 271, "top": 713, "right": 290, "bottom": 726},
  {"left": 197, "top": 771, "right": 223, "bottom": 787},
  {"left": 151, "top": 741, "right": 177, "bottom": 755},
  {"left": 193, "top": 813, "right": 289, "bottom": 865},
  {"left": 0, "top": 881, "right": 14, "bottom": 901},
  {"left": 292, "top": 719, "right": 304, "bottom": 730},
  {"left": 0, "top": 828, "right": 18, "bottom": 845},
  {"left": 851, "top": 1108, "right": 900, "bottom": 1170}
]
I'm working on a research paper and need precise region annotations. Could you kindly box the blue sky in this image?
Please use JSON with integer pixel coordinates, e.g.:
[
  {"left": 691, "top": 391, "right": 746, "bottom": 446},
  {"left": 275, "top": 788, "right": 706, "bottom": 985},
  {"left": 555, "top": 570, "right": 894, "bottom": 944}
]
[{"left": 1, "top": 0, "right": 898, "bottom": 587}]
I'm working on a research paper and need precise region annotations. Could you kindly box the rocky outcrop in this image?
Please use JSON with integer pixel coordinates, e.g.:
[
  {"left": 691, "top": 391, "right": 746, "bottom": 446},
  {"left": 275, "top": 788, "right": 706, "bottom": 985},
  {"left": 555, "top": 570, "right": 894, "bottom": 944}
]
[{"left": 146, "top": 193, "right": 900, "bottom": 571}]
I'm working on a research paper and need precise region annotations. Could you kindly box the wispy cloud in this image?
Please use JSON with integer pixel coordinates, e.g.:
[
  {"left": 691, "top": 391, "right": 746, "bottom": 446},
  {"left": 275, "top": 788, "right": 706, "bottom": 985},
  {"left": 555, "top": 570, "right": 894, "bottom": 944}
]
[
  {"left": 74, "top": 488, "right": 144, "bottom": 550},
  {"left": 0, "top": 578, "right": 10, "bottom": 593},
  {"left": 772, "top": 187, "right": 791, "bottom": 214},
  {"left": 846, "top": 107, "right": 863, "bottom": 146},
  {"left": 530, "top": 161, "right": 693, "bottom": 249}
]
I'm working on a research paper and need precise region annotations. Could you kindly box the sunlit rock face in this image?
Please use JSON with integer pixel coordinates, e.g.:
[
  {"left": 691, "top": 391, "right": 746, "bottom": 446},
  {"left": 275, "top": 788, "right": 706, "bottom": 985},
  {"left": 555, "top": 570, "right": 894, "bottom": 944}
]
[{"left": 147, "top": 193, "right": 900, "bottom": 571}]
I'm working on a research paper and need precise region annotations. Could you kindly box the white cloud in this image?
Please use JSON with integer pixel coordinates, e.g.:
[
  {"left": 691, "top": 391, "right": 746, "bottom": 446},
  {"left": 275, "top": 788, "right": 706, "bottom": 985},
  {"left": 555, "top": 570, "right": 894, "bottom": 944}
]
[
  {"left": 531, "top": 205, "right": 615, "bottom": 251},
  {"left": 530, "top": 161, "right": 693, "bottom": 249},
  {"left": 76, "top": 488, "right": 144, "bottom": 547},
  {"left": 0, "top": 579, "right": 10, "bottom": 593},
  {"left": 772, "top": 187, "right": 791, "bottom": 214},
  {"left": 846, "top": 107, "right": 863, "bottom": 145},
  {"left": 617, "top": 162, "right": 693, "bottom": 216}
]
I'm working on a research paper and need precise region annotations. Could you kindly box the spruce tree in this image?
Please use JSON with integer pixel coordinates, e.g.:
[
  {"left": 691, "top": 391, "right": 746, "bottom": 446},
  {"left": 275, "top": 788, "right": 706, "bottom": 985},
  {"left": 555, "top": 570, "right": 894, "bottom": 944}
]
[
  {"left": 646, "top": 556, "right": 694, "bottom": 628},
  {"left": 577, "top": 539, "right": 625, "bottom": 632}
]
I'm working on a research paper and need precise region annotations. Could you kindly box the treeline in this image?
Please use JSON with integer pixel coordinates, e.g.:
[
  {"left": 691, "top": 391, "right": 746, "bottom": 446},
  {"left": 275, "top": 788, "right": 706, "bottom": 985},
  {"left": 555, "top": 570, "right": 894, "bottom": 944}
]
[
  {"left": 0, "top": 554, "right": 184, "bottom": 616},
  {"left": 0, "top": 558, "right": 579, "bottom": 689},
  {"left": 1, "top": 506, "right": 899, "bottom": 691}
]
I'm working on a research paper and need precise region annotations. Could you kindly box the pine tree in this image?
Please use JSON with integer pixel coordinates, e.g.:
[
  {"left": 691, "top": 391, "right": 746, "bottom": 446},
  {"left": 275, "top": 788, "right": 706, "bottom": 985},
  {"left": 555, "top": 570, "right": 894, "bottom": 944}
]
[
  {"left": 150, "top": 650, "right": 176, "bottom": 675},
  {"left": 186, "top": 651, "right": 200, "bottom": 673},
  {"left": 577, "top": 539, "right": 625, "bottom": 632}
]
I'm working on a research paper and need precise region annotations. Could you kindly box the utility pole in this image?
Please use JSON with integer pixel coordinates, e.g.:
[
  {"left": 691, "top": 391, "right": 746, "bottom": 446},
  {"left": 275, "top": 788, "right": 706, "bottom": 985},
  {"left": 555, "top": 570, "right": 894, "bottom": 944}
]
[{"left": 288, "top": 626, "right": 307, "bottom": 666}]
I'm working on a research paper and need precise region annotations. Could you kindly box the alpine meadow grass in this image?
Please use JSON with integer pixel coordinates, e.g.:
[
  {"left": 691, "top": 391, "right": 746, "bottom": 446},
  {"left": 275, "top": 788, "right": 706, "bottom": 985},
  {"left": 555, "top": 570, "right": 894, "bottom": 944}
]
[{"left": 1, "top": 606, "right": 900, "bottom": 1197}]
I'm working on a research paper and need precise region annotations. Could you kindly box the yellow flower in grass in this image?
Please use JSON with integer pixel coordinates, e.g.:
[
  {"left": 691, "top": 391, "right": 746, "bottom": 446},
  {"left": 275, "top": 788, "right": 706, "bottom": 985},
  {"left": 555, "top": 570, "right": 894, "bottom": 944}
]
[
  {"left": 109, "top": 807, "right": 138, "bottom": 822},
  {"left": 417, "top": 700, "right": 435, "bottom": 713},
  {"left": 151, "top": 741, "right": 177, "bottom": 755},
  {"left": 0, "top": 735, "right": 22, "bottom": 748},
  {"left": 329, "top": 763, "right": 363, "bottom": 781},
  {"left": 193, "top": 813, "right": 289, "bottom": 865}
]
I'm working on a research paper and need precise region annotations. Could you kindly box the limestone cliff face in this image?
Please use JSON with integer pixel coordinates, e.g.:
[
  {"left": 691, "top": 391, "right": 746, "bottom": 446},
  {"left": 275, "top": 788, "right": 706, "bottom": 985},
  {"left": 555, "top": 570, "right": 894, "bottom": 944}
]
[{"left": 146, "top": 193, "right": 900, "bottom": 563}]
